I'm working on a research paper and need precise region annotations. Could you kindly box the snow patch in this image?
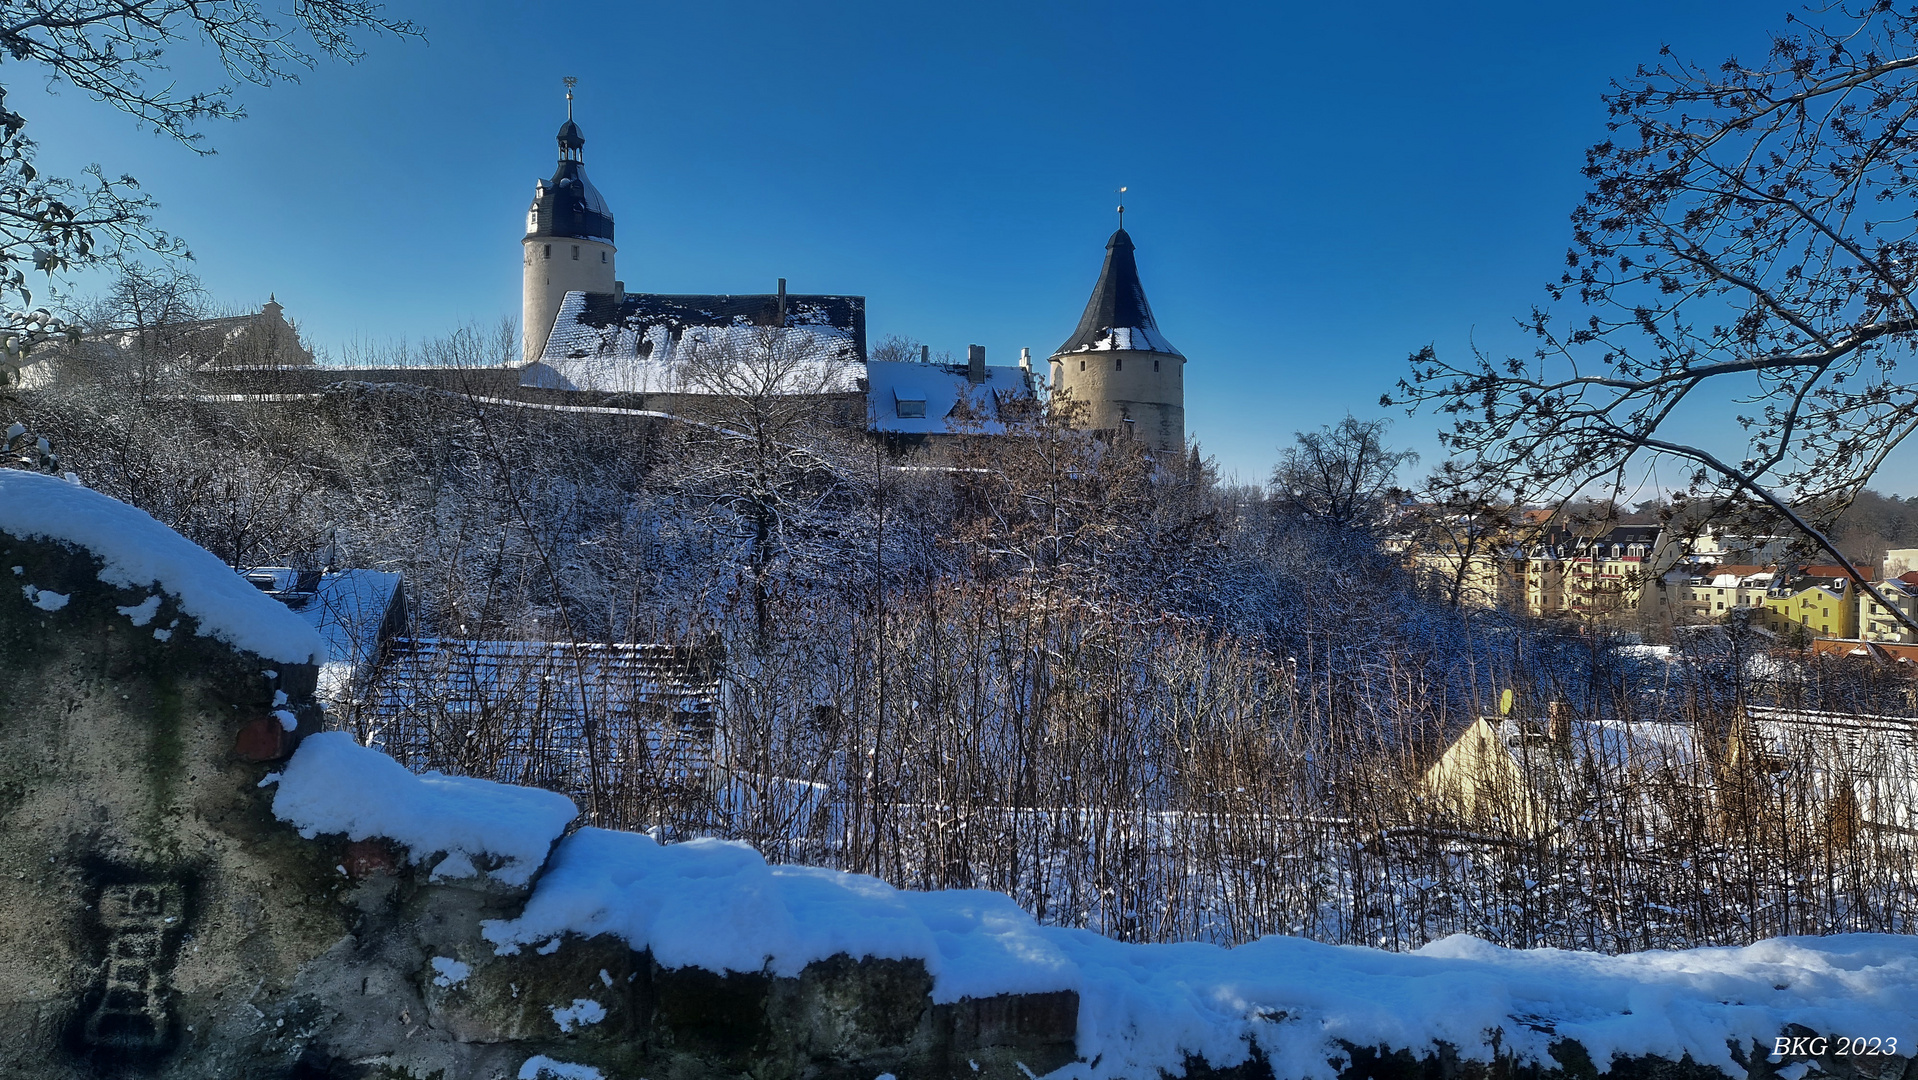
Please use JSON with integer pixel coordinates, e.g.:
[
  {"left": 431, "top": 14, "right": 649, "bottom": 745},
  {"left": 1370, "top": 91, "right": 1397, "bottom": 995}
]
[
  {"left": 430, "top": 956, "right": 470, "bottom": 988},
  {"left": 22, "top": 584, "right": 68, "bottom": 611},
  {"left": 116, "top": 594, "right": 161, "bottom": 626},
  {"left": 549, "top": 998, "right": 606, "bottom": 1032},
  {"left": 0, "top": 471, "right": 324, "bottom": 664},
  {"left": 272, "top": 733, "right": 576, "bottom": 886},
  {"left": 273, "top": 709, "right": 298, "bottom": 732},
  {"left": 519, "top": 1056, "right": 603, "bottom": 1080}
]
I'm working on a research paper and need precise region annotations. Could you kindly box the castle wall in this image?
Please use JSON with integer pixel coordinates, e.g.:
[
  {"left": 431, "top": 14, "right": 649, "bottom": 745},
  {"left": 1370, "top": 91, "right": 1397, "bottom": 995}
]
[
  {"left": 1049, "top": 348, "right": 1185, "bottom": 451},
  {"left": 522, "top": 236, "right": 616, "bottom": 362}
]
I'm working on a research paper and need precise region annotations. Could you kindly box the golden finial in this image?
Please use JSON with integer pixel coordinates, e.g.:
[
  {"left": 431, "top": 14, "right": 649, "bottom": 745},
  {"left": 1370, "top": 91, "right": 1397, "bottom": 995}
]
[{"left": 564, "top": 76, "right": 577, "bottom": 120}]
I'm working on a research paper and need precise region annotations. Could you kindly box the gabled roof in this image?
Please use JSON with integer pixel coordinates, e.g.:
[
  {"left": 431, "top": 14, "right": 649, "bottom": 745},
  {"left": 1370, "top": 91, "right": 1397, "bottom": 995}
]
[
  {"left": 524, "top": 290, "right": 865, "bottom": 394},
  {"left": 246, "top": 567, "right": 406, "bottom": 701},
  {"left": 1052, "top": 228, "right": 1182, "bottom": 358},
  {"left": 865, "top": 360, "right": 1035, "bottom": 435}
]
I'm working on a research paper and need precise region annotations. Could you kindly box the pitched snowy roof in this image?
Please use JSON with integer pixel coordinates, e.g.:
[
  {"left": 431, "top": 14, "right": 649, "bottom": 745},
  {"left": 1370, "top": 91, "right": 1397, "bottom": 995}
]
[
  {"left": 1742, "top": 706, "right": 1918, "bottom": 832},
  {"left": 1053, "top": 228, "right": 1183, "bottom": 358},
  {"left": 523, "top": 290, "right": 865, "bottom": 394},
  {"left": 244, "top": 567, "right": 405, "bottom": 700},
  {"left": 865, "top": 360, "right": 1036, "bottom": 435}
]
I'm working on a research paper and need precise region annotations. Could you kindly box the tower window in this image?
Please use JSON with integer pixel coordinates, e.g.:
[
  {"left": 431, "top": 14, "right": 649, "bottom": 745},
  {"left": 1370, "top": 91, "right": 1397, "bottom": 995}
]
[
  {"left": 1079, "top": 360, "right": 1085, "bottom": 371},
  {"left": 1116, "top": 357, "right": 1122, "bottom": 371},
  {"left": 572, "top": 245, "right": 580, "bottom": 260},
  {"left": 543, "top": 244, "right": 552, "bottom": 259},
  {"left": 1154, "top": 359, "right": 1160, "bottom": 371},
  {"left": 601, "top": 251, "right": 607, "bottom": 263}
]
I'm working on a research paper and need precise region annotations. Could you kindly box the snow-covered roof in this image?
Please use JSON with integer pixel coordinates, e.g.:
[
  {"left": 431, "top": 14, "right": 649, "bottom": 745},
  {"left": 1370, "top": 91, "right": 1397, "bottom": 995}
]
[
  {"left": 1052, "top": 228, "right": 1184, "bottom": 358},
  {"left": 0, "top": 470, "right": 324, "bottom": 665},
  {"left": 865, "top": 360, "right": 1036, "bottom": 435},
  {"left": 1743, "top": 706, "right": 1918, "bottom": 832},
  {"left": 244, "top": 567, "right": 404, "bottom": 700},
  {"left": 524, "top": 290, "right": 864, "bottom": 394},
  {"left": 355, "top": 636, "right": 724, "bottom": 787}
]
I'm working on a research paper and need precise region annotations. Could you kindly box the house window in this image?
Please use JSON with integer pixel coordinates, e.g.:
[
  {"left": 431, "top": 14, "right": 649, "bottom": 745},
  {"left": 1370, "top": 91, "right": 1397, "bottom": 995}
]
[
  {"left": 572, "top": 245, "right": 580, "bottom": 260},
  {"left": 543, "top": 244, "right": 551, "bottom": 259}
]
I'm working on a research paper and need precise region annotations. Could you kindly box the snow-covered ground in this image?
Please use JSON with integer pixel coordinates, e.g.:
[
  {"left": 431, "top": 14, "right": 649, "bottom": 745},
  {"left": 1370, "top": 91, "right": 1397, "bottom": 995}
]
[{"left": 273, "top": 735, "right": 1918, "bottom": 1080}]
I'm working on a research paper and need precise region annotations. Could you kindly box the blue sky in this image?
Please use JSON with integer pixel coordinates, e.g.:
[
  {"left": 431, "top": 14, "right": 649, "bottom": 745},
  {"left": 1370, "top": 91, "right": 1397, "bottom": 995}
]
[{"left": 30, "top": 0, "right": 1899, "bottom": 492}]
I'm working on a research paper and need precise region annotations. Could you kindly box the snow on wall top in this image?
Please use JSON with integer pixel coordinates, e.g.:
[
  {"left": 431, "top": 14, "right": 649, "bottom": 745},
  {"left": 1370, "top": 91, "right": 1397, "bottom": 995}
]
[
  {"left": 525, "top": 290, "right": 864, "bottom": 394},
  {"left": 0, "top": 470, "right": 325, "bottom": 665},
  {"left": 263, "top": 730, "right": 1918, "bottom": 1080},
  {"left": 272, "top": 732, "right": 577, "bottom": 886},
  {"left": 481, "top": 824, "right": 1918, "bottom": 1080},
  {"left": 865, "top": 360, "right": 1035, "bottom": 435}
]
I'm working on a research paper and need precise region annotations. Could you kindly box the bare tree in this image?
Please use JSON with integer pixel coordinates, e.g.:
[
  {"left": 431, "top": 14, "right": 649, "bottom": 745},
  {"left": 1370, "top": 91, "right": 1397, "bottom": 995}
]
[
  {"left": 0, "top": 0, "right": 420, "bottom": 389},
  {"left": 1390, "top": 3, "right": 1918, "bottom": 635},
  {"left": 1269, "top": 414, "right": 1418, "bottom": 530}
]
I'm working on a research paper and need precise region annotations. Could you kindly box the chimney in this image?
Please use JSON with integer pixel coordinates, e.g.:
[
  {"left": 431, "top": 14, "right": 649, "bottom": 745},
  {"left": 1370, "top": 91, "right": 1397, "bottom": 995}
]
[
  {"left": 920, "top": 344, "right": 930, "bottom": 365},
  {"left": 967, "top": 344, "right": 986, "bottom": 384},
  {"left": 776, "top": 278, "right": 787, "bottom": 326},
  {"left": 1547, "top": 701, "right": 1571, "bottom": 745},
  {"left": 1019, "top": 347, "right": 1031, "bottom": 371}
]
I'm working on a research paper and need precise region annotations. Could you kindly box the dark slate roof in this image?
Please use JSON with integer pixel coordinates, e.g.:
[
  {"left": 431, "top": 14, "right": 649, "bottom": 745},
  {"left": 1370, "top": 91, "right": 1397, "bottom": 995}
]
[
  {"left": 1053, "top": 228, "right": 1182, "bottom": 358},
  {"left": 527, "top": 159, "right": 614, "bottom": 244},
  {"left": 522, "top": 291, "right": 867, "bottom": 393},
  {"left": 352, "top": 637, "right": 725, "bottom": 788}
]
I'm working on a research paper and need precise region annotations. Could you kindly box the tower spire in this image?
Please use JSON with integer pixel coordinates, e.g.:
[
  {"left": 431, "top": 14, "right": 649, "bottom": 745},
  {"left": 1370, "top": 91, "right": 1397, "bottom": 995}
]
[
  {"left": 1117, "top": 185, "right": 1126, "bottom": 229},
  {"left": 564, "top": 75, "right": 577, "bottom": 120}
]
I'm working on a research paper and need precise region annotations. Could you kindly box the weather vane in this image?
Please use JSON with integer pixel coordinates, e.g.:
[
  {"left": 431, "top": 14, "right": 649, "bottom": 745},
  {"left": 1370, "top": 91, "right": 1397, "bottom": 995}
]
[
  {"left": 1117, "top": 186, "right": 1127, "bottom": 229},
  {"left": 564, "top": 76, "right": 577, "bottom": 120}
]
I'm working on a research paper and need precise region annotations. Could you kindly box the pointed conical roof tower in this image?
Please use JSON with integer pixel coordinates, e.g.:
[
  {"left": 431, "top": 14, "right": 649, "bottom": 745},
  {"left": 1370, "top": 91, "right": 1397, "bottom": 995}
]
[
  {"left": 1047, "top": 226, "right": 1186, "bottom": 451},
  {"left": 522, "top": 79, "right": 619, "bottom": 362}
]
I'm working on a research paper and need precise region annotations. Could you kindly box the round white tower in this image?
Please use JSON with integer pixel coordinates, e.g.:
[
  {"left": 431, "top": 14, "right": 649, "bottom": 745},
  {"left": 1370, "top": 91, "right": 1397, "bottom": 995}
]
[
  {"left": 1046, "top": 227, "right": 1185, "bottom": 451},
  {"left": 522, "top": 86, "right": 617, "bottom": 362}
]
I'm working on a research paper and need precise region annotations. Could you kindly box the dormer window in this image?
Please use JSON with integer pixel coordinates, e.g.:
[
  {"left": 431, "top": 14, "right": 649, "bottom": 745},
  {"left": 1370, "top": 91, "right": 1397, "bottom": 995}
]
[{"left": 894, "top": 389, "right": 927, "bottom": 419}]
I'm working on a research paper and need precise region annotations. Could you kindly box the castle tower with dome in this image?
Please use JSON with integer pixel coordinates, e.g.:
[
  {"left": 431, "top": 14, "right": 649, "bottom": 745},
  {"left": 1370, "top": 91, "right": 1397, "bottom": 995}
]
[{"left": 522, "top": 82, "right": 618, "bottom": 362}]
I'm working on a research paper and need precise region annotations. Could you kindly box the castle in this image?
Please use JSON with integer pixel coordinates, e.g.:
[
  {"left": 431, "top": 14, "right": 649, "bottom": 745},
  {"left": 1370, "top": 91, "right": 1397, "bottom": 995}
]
[{"left": 518, "top": 90, "right": 1189, "bottom": 452}]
